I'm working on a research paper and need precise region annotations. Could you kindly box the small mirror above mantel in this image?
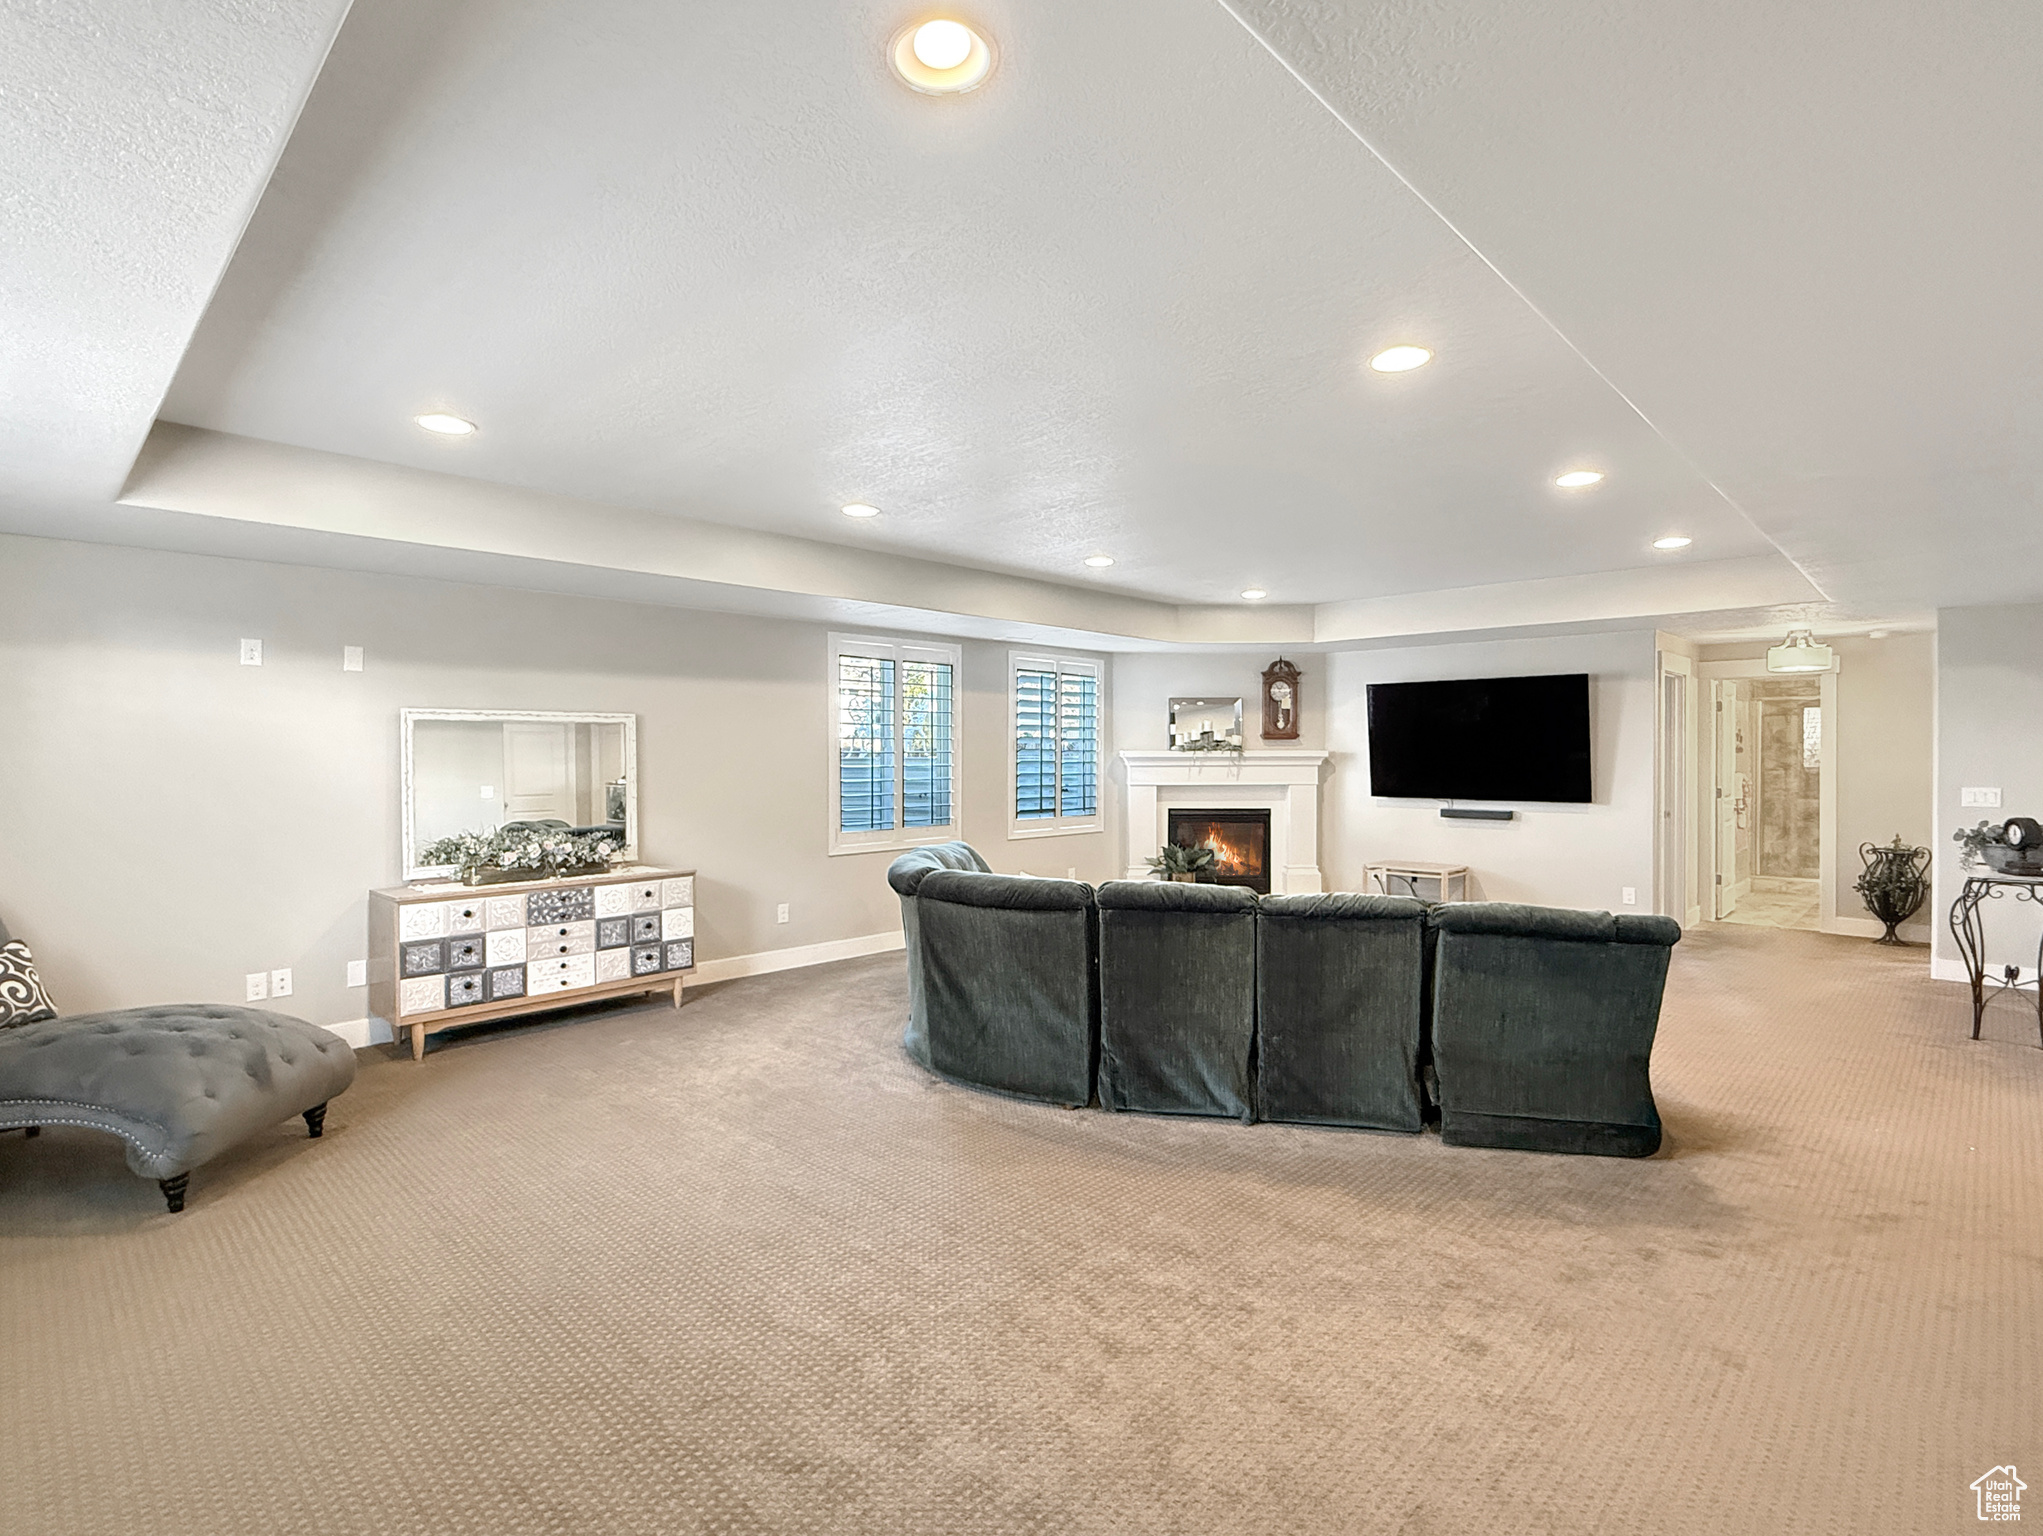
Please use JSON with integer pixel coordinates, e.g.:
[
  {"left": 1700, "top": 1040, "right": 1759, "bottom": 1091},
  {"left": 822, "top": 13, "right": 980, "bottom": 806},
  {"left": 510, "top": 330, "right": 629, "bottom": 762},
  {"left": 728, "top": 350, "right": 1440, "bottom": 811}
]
[{"left": 401, "top": 709, "right": 637, "bottom": 881}]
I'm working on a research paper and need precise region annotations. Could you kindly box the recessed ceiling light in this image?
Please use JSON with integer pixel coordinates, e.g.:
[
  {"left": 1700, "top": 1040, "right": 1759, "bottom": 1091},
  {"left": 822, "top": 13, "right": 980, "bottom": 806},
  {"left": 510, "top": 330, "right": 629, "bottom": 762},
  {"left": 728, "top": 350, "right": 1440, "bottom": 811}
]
[
  {"left": 913, "top": 19, "right": 973, "bottom": 68},
  {"left": 841, "top": 503, "right": 881, "bottom": 518},
  {"left": 415, "top": 413, "right": 475, "bottom": 436},
  {"left": 1084, "top": 555, "right": 1115, "bottom": 568},
  {"left": 1241, "top": 588, "right": 1268, "bottom": 601},
  {"left": 1369, "top": 345, "right": 1432, "bottom": 373},
  {"left": 1652, "top": 536, "right": 1692, "bottom": 550},
  {"left": 890, "top": 18, "right": 993, "bottom": 94},
  {"left": 1554, "top": 470, "right": 1604, "bottom": 488}
]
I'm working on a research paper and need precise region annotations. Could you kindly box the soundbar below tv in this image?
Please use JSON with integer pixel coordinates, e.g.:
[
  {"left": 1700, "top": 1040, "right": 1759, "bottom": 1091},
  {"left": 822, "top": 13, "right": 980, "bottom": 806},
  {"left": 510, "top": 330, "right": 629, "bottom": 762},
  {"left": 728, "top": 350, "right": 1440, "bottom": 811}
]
[{"left": 1366, "top": 673, "right": 1592, "bottom": 804}]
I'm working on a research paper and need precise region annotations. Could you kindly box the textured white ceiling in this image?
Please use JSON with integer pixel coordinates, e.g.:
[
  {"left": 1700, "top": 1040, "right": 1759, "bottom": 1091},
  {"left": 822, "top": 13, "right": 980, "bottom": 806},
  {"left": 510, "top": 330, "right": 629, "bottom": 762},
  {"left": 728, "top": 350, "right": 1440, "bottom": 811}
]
[
  {"left": 1220, "top": 0, "right": 2043, "bottom": 615},
  {"left": 0, "top": 0, "right": 353, "bottom": 505},
  {"left": 158, "top": 0, "right": 1783, "bottom": 609}
]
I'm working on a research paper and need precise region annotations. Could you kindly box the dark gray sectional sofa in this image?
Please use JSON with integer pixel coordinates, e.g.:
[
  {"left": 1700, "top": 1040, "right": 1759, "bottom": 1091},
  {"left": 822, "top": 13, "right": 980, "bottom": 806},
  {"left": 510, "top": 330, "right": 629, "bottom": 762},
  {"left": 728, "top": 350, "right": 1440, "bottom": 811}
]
[{"left": 889, "top": 843, "right": 1680, "bottom": 1157}]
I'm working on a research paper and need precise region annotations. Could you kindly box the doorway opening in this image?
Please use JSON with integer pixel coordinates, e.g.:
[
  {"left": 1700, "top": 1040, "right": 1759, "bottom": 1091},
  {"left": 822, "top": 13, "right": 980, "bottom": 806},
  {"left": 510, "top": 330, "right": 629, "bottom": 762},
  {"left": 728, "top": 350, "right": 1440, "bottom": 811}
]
[{"left": 1708, "top": 672, "right": 1830, "bottom": 931}]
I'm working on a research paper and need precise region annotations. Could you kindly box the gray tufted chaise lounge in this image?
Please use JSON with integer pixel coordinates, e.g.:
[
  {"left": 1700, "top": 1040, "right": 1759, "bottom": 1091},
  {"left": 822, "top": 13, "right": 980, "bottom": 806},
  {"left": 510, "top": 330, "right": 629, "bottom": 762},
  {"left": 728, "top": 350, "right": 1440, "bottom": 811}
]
[{"left": 0, "top": 999, "right": 357, "bottom": 1211}]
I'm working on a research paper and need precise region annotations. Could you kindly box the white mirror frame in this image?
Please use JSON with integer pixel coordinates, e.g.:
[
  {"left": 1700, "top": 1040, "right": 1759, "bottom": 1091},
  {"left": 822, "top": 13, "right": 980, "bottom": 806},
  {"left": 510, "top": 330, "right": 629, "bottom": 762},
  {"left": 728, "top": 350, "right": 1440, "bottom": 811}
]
[{"left": 400, "top": 708, "right": 639, "bottom": 881}]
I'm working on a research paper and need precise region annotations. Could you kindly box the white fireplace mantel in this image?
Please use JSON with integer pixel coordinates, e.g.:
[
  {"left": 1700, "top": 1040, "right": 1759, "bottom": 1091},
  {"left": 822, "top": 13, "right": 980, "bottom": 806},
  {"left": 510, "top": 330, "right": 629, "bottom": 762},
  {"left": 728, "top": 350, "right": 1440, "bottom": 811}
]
[{"left": 1119, "top": 749, "right": 1332, "bottom": 894}]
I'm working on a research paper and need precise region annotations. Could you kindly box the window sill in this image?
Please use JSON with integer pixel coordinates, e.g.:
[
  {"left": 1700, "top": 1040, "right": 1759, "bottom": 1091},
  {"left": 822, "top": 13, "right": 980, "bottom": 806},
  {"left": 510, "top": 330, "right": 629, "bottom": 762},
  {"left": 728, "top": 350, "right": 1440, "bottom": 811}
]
[
  {"left": 828, "top": 832, "right": 960, "bottom": 857},
  {"left": 1008, "top": 821, "right": 1103, "bottom": 841}
]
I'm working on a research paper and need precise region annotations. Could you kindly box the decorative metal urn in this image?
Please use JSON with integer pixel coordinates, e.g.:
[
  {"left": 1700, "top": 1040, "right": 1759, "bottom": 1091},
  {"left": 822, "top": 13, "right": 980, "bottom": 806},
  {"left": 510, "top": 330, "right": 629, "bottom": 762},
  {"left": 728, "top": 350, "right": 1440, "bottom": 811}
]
[{"left": 1854, "top": 836, "right": 1931, "bottom": 944}]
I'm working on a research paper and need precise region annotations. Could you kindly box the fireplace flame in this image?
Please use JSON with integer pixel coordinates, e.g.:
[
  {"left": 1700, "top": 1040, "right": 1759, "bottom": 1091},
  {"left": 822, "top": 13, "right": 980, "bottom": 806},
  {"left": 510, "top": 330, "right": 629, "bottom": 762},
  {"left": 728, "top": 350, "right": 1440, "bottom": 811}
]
[{"left": 1198, "top": 829, "right": 1258, "bottom": 875}]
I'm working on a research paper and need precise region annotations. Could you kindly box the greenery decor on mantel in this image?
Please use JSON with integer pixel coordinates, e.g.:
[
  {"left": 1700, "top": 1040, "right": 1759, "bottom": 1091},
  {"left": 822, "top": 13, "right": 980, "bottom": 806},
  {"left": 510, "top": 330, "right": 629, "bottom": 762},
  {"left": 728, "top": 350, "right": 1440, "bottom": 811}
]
[
  {"left": 419, "top": 826, "right": 623, "bottom": 885},
  {"left": 1146, "top": 841, "right": 1217, "bottom": 882},
  {"left": 1174, "top": 737, "right": 1244, "bottom": 759},
  {"left": 1853, "top": 836, "right": 1930, "bottom": 945}
]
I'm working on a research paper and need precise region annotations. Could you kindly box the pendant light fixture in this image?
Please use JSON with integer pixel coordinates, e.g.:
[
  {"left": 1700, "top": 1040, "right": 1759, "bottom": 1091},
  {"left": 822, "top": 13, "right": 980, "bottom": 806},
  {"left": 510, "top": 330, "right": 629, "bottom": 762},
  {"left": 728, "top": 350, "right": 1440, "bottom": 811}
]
[{"left": 1765, "top": 627, "right": 1834, "bottom": 673}]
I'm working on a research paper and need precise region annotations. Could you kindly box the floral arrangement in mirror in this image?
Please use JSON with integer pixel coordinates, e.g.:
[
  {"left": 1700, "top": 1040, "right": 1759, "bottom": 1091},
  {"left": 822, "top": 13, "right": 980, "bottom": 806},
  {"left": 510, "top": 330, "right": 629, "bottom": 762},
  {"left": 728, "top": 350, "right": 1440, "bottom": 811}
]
[
  {"left": 420, "top": 825, "right": 622, "bottom": 885},
  {"left": 1168, "top": 697, "right": 1244, "bottom": 755}
]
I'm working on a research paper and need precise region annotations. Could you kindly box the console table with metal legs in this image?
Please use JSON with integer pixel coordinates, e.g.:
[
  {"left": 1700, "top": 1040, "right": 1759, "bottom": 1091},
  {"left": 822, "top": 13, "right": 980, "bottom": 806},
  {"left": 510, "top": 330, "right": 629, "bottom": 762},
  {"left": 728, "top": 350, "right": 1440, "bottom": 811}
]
[{"left": 1948, "top": 873, "right": 2043, "bottom": 1045}]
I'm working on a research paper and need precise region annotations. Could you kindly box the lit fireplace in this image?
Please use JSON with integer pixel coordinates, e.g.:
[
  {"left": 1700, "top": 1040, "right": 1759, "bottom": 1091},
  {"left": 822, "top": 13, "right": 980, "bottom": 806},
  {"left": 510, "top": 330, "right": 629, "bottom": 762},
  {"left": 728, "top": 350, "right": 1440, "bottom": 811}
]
[{"left": 1165, "top": 808, "right": 1272, "bottom": 894}]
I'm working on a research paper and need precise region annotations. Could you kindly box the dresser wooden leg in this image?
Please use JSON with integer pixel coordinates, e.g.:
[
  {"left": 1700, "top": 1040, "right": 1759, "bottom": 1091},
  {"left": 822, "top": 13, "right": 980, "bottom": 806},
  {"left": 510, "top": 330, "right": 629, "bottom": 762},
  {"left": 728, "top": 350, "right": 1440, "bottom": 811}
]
[
  {"left": 672, "top": 977, "right": 685, "bottom": 1008},
  {"left": 409, "top": 1023, "right": 426, "bottom": 1061}
]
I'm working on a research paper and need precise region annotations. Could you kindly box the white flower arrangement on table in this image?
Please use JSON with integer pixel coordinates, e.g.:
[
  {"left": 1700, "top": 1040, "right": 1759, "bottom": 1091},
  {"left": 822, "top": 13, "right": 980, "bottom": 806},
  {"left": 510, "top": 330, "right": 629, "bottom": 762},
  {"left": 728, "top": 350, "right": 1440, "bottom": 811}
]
[{"left": 420, "top": 826, "right": 621, "bottom": 882}]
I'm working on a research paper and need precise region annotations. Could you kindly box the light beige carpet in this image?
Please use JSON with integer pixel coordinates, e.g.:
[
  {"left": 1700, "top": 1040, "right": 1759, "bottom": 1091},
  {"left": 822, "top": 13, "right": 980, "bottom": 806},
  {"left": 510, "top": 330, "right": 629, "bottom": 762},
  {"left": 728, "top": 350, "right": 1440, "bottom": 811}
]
[{"left": 3, "top": 924, "right": 2037, "bottom": 1535}]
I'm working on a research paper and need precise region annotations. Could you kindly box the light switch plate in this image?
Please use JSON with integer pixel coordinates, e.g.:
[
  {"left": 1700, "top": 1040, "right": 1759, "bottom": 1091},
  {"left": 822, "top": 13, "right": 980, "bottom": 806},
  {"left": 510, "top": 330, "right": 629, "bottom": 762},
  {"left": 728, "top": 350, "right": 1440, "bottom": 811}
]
[
  {"left": 1622, "top": 887, "right": 1638, "bottom": 906},
  {"left": 245, "top": 972, "right": 269, "bottom": 1001},
  {"left": 342, "top": 645, "right": 364, "bottom": 672},
  {"left": 270, "top": 968, "right": 293, "bottom": 998},
  {"left": 345, "top": 959, "right": 367, "bottom": 988},
  {"left": 239, "top": 638, "right": 262, "bottom": 666},
  {"left": 1962, "top": 787, "right": 2003, "bottom": 808}
]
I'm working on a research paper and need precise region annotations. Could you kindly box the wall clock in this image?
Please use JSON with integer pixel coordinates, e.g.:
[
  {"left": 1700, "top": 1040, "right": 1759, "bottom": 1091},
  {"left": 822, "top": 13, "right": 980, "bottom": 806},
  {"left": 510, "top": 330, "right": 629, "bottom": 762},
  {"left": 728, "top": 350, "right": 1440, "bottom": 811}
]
[{"left": 1261, "top": 659, "right": 1301, "bottom": 740}]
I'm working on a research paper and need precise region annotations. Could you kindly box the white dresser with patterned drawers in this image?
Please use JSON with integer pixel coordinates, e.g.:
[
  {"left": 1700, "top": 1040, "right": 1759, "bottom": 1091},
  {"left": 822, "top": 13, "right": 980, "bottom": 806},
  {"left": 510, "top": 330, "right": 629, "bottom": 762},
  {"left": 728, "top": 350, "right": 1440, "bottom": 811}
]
[{"left": 368, "top": 866, "right": 696, "bottom": 1059}]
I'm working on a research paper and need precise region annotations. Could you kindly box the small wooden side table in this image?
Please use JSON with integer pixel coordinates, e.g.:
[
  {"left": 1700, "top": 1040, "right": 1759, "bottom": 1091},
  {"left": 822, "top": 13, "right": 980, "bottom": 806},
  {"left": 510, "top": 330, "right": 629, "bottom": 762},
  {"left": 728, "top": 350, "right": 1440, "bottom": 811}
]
[
  {"left": 1949, "top": 873, "right": 2043, "bottom": 1045},
  {"left": 1365, "top": 861, "right": 1469, "bottom": 904}
]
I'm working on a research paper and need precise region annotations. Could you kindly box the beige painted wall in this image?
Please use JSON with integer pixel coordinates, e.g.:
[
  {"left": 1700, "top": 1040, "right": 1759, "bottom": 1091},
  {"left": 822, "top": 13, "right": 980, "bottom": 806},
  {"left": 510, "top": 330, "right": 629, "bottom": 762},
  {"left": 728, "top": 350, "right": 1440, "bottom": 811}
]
[
  {"left": 1320, "top": 632, "right": 1660, "bottom": 910},
  {"left": 1109, "top": 651, "right": 1324, "bottom": 751},
  {"left": 0, "top": 535, "right": 1116, "bottom": 1035},
  {"left": 1935, "top": 606, "right": 2043, "bottom": 977}
]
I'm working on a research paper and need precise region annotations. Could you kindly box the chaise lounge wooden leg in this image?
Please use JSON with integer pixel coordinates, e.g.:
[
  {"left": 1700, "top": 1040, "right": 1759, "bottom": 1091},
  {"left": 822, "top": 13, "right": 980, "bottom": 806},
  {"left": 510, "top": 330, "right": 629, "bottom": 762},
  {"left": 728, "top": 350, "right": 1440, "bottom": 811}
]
[
  {"left": 21, "top": 1126, "right": 37, "bottom": 1138},
  {"left": 159, "top": 1173, "right": 189, "bottom": 1213},
  {"left": 303, "top": 1103, "right": 328, "bottom": 1138}
]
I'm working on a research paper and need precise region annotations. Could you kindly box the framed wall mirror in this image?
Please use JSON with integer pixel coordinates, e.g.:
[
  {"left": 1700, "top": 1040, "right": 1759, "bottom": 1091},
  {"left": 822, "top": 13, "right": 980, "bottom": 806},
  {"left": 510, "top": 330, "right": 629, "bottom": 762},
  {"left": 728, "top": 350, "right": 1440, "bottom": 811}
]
[
  {"left": 401, "top": 709, "right": 638, "bottom": 880},
  {"left": 1168, "top": 697, "right": 1244, "bottom": 751}
]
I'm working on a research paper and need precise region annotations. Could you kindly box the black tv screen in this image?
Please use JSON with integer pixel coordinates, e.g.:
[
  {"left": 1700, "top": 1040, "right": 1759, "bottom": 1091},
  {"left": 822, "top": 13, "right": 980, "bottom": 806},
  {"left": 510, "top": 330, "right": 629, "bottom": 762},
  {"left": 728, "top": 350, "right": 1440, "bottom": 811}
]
[{"left": 1366, "top": 673, "right": 1592, "bottom": 803}]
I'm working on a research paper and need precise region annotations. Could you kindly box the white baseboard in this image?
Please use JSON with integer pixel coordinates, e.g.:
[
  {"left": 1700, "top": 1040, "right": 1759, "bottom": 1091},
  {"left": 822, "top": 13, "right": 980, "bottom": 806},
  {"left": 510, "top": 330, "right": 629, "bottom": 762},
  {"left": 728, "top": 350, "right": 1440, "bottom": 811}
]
[
  {"left": 1825, "top": 915, "right": 1933, "bottom": 944},
  {"left": 315, "top": 931, "right": 906, "bottom": 1050},
  {"left": 1931, "top": 957, "right": 2038, "bottom": 986},
  {"left": 691, "top": 929, "right": 904, "bottom": 984},
  {"left": 322, "top": 1016, "right": 392, "bottom": 1049}
]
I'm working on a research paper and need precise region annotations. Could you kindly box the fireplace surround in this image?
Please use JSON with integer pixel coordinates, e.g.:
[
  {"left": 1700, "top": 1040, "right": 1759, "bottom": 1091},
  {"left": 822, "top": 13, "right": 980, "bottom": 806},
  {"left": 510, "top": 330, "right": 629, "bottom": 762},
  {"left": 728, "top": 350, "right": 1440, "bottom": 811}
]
[
  {"left": 1167, "top": 808, "right": 1272, "bottom": 894},
  {"left": 1119, "top": 749, "right": 1331, "bottom": 895}
]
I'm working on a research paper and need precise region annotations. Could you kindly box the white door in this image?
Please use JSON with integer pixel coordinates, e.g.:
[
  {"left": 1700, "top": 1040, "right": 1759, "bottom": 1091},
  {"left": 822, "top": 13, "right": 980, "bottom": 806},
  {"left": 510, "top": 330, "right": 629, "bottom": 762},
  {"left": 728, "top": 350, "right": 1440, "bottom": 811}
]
[
  {"left": 502, "top": 723, "right": 576, "bottom": 821},
  {"left": 1713, "top": 680, "right": 1740, "bottom": 918}
]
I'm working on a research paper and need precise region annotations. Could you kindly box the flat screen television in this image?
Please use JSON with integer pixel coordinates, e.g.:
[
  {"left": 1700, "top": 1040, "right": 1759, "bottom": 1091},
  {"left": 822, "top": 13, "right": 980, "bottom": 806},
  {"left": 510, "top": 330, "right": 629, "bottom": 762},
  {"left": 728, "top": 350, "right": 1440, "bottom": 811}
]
[{"left": 1366, "top": 673, "right": 1592, "bottom": 803}]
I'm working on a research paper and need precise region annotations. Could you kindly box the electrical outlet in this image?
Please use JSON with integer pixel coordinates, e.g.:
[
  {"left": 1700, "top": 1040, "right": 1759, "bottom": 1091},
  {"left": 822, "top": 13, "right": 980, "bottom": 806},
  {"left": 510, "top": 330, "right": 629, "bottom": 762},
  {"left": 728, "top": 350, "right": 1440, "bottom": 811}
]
[
  {"left": 480, "top": 784, "right": 495, "bottom": 800},
  {"left": 239, "top": 638, "right": 262, "bottom": 666},
  {"left": 1622, "top": 887, "right": 1638, "bottom": 906},
  {"left": 1962, "top": 787, "right": 2003, "bottom": 808},
  {"left": 776, "top": 903, "right": 790, "bottom": 924},
  {"left": 345, "top": 959, "right": 366, "bottom": 988},
  {"left": 270, "top": 968, "right": 293, "bottom": 998},
  {"left": 245, "top": 972, "right": 269, "bottom": 1002},
  {"left": 342, "top": 645, "right": 364, "bottom": 672},
  {"left": 1067, "top": 868, "right": 1076, "bottom": 879}
]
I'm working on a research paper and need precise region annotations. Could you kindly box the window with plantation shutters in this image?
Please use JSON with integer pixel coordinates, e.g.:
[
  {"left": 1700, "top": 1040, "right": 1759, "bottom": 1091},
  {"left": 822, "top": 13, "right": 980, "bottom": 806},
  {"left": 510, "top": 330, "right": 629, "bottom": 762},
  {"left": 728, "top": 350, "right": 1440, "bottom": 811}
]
[
  {"left": 829, "top": 634, "right": 961, "bottom": 854},
  {"left": 1010, "top": 652, "right": 1103, "bottom": 837}
]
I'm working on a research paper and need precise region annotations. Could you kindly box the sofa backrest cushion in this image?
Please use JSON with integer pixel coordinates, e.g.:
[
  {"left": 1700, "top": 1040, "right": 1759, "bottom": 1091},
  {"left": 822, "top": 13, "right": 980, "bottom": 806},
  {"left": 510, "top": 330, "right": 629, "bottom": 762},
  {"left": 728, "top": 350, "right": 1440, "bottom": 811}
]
[
  {"left": 916, "top": 870, "right": 1095, "bottom": 912},
  {"left": 916, "top": 875, "right": 1097, "bottom": 1106},
  {"left": 1259, "top": 892, "right": 1428, "bottom": 924},
  {"left": 886, "top": 841, "right": 992, "bottom": 896},
  {"left": 1256, "top": 891, "right": 1427, "bottom": 1132},
  {"left": 1431, "top": 902, "right": 1681, "bottom": 947},
  {"left": 1095, "top": 879, "right": 1258, "bottom": 914}
]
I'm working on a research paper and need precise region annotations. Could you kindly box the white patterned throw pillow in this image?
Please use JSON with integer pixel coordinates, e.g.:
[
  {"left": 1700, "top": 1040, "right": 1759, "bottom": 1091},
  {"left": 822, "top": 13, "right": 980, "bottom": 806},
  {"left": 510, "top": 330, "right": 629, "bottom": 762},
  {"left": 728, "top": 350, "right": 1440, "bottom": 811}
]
[{"left": 0, "top": 939, "right": 57, "bottom": 1027}]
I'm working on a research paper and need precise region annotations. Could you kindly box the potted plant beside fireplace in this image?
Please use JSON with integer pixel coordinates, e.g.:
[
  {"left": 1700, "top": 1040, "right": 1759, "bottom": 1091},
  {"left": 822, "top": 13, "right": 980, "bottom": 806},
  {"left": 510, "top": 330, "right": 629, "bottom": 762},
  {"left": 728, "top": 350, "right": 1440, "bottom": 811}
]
[{"left": 1146, "top": 842, "right": 1217, "bottom": 883}]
